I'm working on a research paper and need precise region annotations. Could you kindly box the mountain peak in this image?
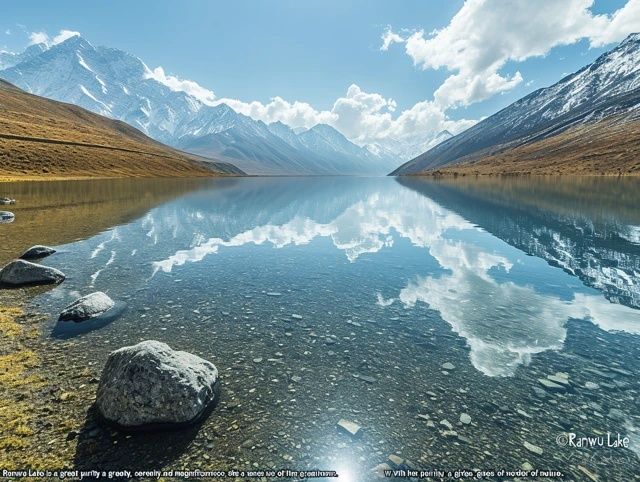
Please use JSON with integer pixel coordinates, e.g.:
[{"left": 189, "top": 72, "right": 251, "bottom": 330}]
[
  {"left": 621, "top": 32, "right": 640, "bottom": 45},
  {"left": 308, "top": 123, "right": 345, "bottom": 139}
]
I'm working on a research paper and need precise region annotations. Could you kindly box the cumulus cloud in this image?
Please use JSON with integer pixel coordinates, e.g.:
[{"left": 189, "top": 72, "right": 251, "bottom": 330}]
[
  {"left": 386, "top": 0, "right": 640, "bottom": 107},
  {"left": 28, "top": 29, "right": 81, "bottom": 48},
  {"left": 28, "top": 31, "right": 49, "bottom": 46},
  {"left": 380, "top": 27, "right": 404, "bottom": 51},
  {"left": 144, "top": 66, "right": 216, "bottom": 105},
  {"left": 209, "top": 83, "right": 474, "bottom": 149},
  {"left": 215, "top": 96, "right": 337, "bottom": 128},
  {"left": 52, "top": 29, "right": 80, "bottom": 45}
]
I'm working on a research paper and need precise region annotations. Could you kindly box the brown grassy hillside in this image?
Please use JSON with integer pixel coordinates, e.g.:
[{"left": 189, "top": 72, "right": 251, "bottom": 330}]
[
  {"left": 421, "top": 115, "right": 640, "bottom": 177},
  {"left": 0, "top": 80, "right": 242, "bottom": 180}
]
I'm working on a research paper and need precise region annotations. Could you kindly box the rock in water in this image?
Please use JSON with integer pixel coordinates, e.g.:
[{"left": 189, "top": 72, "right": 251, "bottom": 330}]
[
  {"left": 59, "top": 292, "right": 115, "bottom": 322},
  {"left": 0, "top": 259, "right": 65, "bottom": 286},
  {"left": 20, "top": 245, "right": 57, "bottom": 260},
  {"left": 460, "top": 413, "right": 472, "bottom": 425},
  {"left": 96, "top": 340, "right": 219, "bottom": 428},
  {"left": 337, "top": 419, "right": 362, "bottom": 438}
]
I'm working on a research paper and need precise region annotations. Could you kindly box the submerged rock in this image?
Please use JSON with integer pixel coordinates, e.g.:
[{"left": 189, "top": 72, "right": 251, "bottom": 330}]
[
  {"left": 59, "top": 292, "right": 115, "bottom": 322},
  {"left": 523, "top": 441, "right": 544, "bottom": 455},
  {"left": 538, "top": 378, "right": 565, "bottom": 392},
  {"left": 337, "top": 419, "right": 362, "bottom": 437},
  {"left": 96, "top": 340, "right": 219, "bottom": 429},
  {"left": 0, "top": 259, "right": 65, "bottom": 286},
  {"left": 459, "top": 413, "right": 472, "bottom": 425},
  {"left": 20, "top": 245, "right": 57, "bottom": 260}
]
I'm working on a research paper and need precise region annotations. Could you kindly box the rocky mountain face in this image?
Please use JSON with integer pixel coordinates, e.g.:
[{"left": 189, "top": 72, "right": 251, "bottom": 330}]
[
  {"left": 393, "top": 33, "right": 640, "bottom": 175},
  {"left": 0, "top": 35, "right": 398, "bottom": 175}
]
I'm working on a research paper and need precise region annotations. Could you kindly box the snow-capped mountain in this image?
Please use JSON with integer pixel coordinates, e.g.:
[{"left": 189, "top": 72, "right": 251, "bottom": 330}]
[
  {"left": 393, "top": 33, "right": 640, "bottom": 175},
  {"left": 0, "top": 43, "right": 48, "bottom": 70},
  {"left": 0, "top": 35, "right": 397, "bottom": 175},
  {"left": 369, "top": 130, "right": 453, "bottom": 162}
]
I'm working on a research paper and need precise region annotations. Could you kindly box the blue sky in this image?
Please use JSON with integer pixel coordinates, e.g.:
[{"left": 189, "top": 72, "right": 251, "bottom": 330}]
[{"left": 2, "top": 0, "right": 638, "bottom": 146}]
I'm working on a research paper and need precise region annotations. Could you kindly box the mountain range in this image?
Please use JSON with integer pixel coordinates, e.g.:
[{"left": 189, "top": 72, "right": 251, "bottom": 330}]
[
  {"left": 392, "top": 33, "right": 640, "bottom": 176},
  {"left": 0, "top": 35, "right": 401, "bottom": 176}
]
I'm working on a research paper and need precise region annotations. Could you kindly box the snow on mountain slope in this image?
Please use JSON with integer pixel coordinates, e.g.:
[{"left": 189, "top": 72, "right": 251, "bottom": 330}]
[
  {"left": 0, "top": 35, "right": 396, "bottom": 175},
  {"left": 369, "top": 130, "right": 453, "bottom": 162},
  {"left": 393, "top": 33, "right": 640, "bottom": 175},
  {"left": 0, "top": 43, "right": 48, "bottom": 70}
]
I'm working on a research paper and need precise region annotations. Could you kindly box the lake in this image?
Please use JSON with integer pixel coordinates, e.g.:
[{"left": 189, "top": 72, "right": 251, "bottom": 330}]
[{"left": 1, "top": 176, "right": 639, "bottom": 480}]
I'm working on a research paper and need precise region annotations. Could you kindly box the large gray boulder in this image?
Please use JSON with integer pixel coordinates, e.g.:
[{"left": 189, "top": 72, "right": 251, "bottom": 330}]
[
  {"left": 0, "top": 259, "right": 65, "bottom": 286},
  {"left": 96, "top": 340, "right": 219, "bottom": 428},
  {"left": 59, "top": 292, "right": 115, "bottom": 322},
  {"left": 20, "top": 245, "right": 57, "bottom": 260}
]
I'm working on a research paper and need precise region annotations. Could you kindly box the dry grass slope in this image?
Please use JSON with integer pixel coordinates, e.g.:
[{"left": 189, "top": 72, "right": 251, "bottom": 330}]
[
  {"left": 0, "top": 80, "right": 242, "bottom": 180},
  {"left": 416, "top": 115, "right": 640, "bottom": 177}
]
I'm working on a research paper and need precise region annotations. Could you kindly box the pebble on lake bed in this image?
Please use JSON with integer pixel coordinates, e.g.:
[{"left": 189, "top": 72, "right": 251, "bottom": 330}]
[
  {"left": 336, "top": 419, "right": 362, "bottom": 438},
  {"left": 459, "top": 413, "right": 471, "bottom": 425},
  {"left": 523, "top": 441, "right": 543, "bottom": 455}
]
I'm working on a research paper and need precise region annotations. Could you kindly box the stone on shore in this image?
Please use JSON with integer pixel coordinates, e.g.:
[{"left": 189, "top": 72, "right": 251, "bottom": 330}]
[
  {"left": 20, "top": 245, "right": 57, "bottom": 260},
  {"left": 96, "top": 340, "right": 219, "bottom": 428},
  {"left": 0, "top": 259, "right": 65, "bottom": 286},
  {"left": 0, "top": 211, "right": 15, "bottom": 223},
  {"left": 59, "top": 292, "right": 115, "bottom": 322}
]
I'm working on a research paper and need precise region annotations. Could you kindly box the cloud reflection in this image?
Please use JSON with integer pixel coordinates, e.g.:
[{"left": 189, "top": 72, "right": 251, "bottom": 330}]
[{"left": 150, "top": 185, "right": 640, "bottom": 376}]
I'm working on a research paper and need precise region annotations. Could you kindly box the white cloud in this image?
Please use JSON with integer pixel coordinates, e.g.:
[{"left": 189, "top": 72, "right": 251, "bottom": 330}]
[
  {"left": 380, "top": 27, "right": 404, "bottom": 51},
  {"left": 216, "top": 95, "right": 336, "bottom": 128},
  {"left": 28, "top": 29, "right": 81, "bottom": 48},
  {"left": 144, "top": 66, "right": 216, "bottom": 105},
  {"left": 213, "top": 84, "right": 474, "bottom": 149},
  {"left": 589, "top": 0, "right": 640, "bottom": 46},
  {"left": 386, "top": 0, "right": 640, "bottom": 108},
  {"left": 52, "top": 29, "right": 80, "bottom": 45},
  {"left": 28, "top": 31, "right": 49, "bottom": 46},
  {"left": 5, "top": 29, "right": 11, "bottom": 36}
]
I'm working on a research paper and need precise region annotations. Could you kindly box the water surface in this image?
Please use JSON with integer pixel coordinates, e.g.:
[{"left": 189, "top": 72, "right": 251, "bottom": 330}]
[{"left": 1, "top": 176, "right": 639, "bottom": 480}]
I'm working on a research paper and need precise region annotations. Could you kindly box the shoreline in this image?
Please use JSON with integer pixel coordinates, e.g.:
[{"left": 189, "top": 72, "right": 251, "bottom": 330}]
[
  {"left": 397, "top": 171, "right": 640, "bottom": 178},
  {"left": 0, "top": 173, "right": 237, "bottom": 183}
]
